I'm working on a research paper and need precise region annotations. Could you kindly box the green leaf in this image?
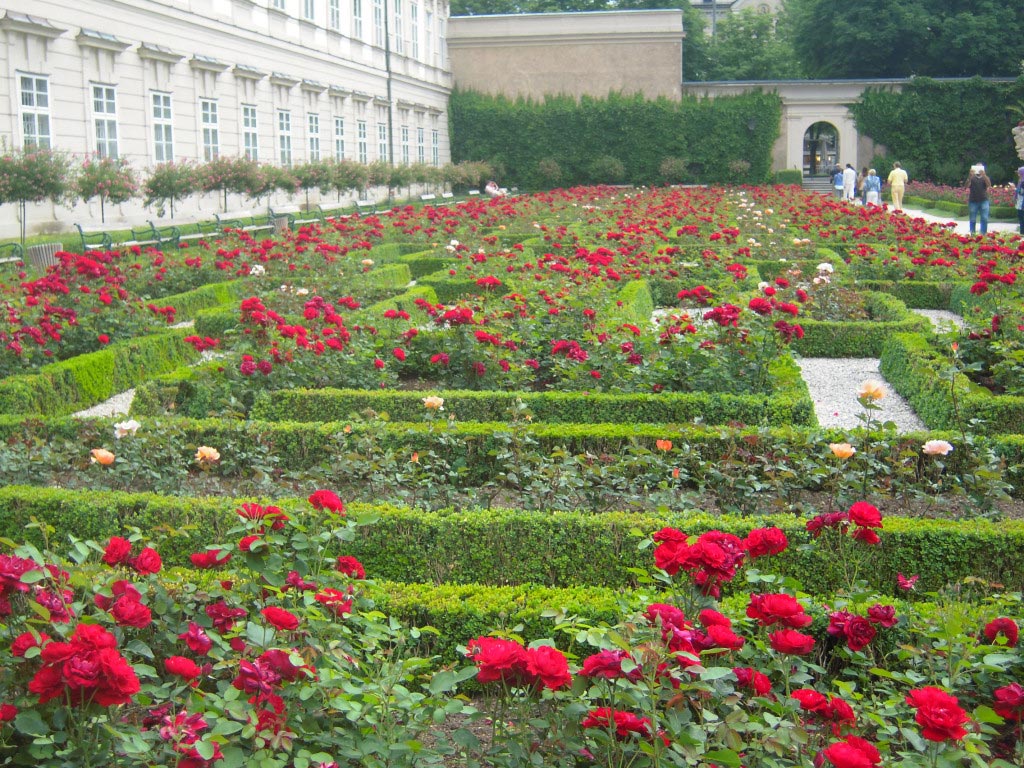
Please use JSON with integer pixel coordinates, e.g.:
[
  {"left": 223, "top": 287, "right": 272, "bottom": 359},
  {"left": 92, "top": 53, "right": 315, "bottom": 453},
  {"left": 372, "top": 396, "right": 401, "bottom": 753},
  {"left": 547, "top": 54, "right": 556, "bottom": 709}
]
[
  {"left": 14, "top": 709, "right": 50, "bottom": 736},
  {"left": 703, "top": 749, "right": 742, "bottom": 767},
  {"left": 246, "top": 621, "right": 276, "bottom": 648}
]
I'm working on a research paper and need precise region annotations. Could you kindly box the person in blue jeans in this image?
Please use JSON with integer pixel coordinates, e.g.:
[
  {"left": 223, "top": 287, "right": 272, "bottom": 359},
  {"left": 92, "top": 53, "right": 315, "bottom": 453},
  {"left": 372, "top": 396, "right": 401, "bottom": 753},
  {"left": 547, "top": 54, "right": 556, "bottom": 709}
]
[
  {"left": 1016, "top": 166, "right": 1024, "bottom": 234},
  {"left": 966, "top": 164, "right": 992, "bottom": 235}
]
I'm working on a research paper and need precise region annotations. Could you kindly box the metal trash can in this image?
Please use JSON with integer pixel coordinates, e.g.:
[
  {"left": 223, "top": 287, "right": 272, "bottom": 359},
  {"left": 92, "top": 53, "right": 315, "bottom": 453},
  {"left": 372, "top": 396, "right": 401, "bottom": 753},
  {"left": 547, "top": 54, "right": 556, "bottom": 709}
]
[
  {"left": 273, "top": 215, "right": 290, "bottom": 234},
  {"left": 27, "top": 242, "right": 62, "bottom": 271}
]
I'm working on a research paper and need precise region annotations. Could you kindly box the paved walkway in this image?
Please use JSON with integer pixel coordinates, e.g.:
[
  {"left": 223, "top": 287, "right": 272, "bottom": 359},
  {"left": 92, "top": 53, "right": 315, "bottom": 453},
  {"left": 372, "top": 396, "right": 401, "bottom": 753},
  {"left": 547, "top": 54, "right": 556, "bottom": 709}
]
[{"left": 894, "top": 206, "right": 1021, "bottom": 237}]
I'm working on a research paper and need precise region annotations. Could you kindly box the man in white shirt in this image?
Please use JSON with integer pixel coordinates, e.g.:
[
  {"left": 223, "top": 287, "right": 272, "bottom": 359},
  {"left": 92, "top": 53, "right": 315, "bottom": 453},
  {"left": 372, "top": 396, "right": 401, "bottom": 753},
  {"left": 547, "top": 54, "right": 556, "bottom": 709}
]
[{"left": 842, "top": 164, "right": 857, "bottom": 201}]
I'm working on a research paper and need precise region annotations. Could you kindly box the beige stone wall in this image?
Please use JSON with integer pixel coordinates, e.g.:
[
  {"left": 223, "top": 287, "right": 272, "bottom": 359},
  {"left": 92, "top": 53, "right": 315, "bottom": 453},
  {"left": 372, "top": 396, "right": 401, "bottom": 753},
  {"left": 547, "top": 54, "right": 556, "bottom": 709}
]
[{"left": 448, "top": 11, "right": 683, "bottom": 101}]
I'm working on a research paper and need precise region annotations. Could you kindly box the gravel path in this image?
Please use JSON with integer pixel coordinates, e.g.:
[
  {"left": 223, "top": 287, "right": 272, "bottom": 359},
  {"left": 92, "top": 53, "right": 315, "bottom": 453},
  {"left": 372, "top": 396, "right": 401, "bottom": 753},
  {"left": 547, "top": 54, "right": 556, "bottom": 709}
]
[
  {"left": 911, "top": 308, "right": 964, "bottom": 331},
  {"left": 796, "top": 357, "right": 927, "bottom": 433}
]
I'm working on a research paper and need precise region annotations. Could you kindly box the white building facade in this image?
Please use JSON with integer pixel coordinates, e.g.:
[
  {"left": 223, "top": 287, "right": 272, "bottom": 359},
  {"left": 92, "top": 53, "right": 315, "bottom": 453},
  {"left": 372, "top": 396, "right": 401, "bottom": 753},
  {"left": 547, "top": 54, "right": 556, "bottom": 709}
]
[{"left": 1, "top": 0, "right": 452, "bottom": 236}]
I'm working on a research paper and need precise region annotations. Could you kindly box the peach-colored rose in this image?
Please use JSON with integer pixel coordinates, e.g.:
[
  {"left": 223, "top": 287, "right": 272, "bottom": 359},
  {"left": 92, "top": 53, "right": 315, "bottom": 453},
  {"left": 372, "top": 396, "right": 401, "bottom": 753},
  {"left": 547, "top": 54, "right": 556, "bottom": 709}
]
[
  {"left": 195, "top": 446, "right": 220, "bottom": 464},
  {"left": 90, "top": 448, "right": 115, "bottom": 466},
  {"left": 422, "top": 396, "right": 445, "bottom": 410},
  {"left": 857, "top": 380, "right": 885, "bottom": 401},
  {"left": 922, "top": 439, "right": 954, "bottom": 456},
  {"left": 829, "top": 442, "right": 856, "bottom": 459}
]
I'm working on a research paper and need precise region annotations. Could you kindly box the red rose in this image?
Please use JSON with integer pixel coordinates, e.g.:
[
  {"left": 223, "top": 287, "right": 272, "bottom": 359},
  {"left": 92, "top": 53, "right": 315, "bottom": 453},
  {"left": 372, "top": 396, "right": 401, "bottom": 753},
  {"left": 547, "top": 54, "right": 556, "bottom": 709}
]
[
  {"left": 747, "top": 593, "right": 812, "bottom": 628},
  {"left": 308, "top": 489, "right": 346, "bottom": 514},
  {"left": 706, "top": 624, "right": 745, "bottom": 650},
  {"left": 336, "top": 556, "right": 365, "bottom": 579},
  {"left": 843, "top": 615, "right": 877, "bottom": 652},
  {"left": 733, "top": 666, "right": 772, "bottom": 696},
  {"left": 29, "top": 623, "right": 139, "bottom": 707},
  {"left": 847, "top": 501, "right": 882, "bottom": 529},
  {"left": 850, "top": 527, "right": 881, "bottom": 546},
  {"left": 769, "top": 629, "right": 815, "bottom": 655},
  {"left": 101, "top": 537, "right": 133, "bottom": 567},
  {"left": 206, "top": 600, "right": 246, "bottom": 632},
  {"left": 239, "top": 535, "right": 263, "bottom": 552},
  {"left": 110, "top": 596, "right": 153, "bottom": 629},
  {"left": 580, "top": 649, "right": 642, "bottom": 681},
  {"left": 581, "top": 708, "right": 661, "bottom": 742},
  {"left": 524, "top": 645, "right": 572, "bottom": 690},
  {"left": 465, "top": 636, "right": 530, "bottom": 685},
  {"left": 743, "top": 526, "right": 788, "bottom": 558},
  {"left": 165, "top": 655, "right": 202, "bottom": 680},
  {"left": 994, "top": 683, "right": 1024, "bottom": 721},
  {"left": 905, "top": 687, "right": 969, "bottom": 742},
  {"left": 820, "top": 735, "right": 882, "bottom": 768},
  {"left": 0, "top": 704, "right": 17, "bottom": 722},
  {"left": 984, "top": 617, "right": 1019, "bottom": 647},
  {"left": 866, "top": 603, "right": 897, "bottom": 628},
  {"left": 793, "top": 688, "right": 829, "bottom": 714},
  {"left": 698, "top": 608, "right": 730, "bottom": 628},
  {"left": 11, "top": 630, "right": 49, "bottom": 657},
  {"left": 179, "top": 622, "right": 213, "bottom": 655},
  {"left": 130, "top": 547, "right": 162, "bottom": 575},
  {"left": 190, "top": 549, "right": 232, "bottom": 569},
  {"left": 315, "top": 587, "right": 353, "bottom": 617},
  {"left": 261, "top": 606, "right": 300, "bottom": 631}
]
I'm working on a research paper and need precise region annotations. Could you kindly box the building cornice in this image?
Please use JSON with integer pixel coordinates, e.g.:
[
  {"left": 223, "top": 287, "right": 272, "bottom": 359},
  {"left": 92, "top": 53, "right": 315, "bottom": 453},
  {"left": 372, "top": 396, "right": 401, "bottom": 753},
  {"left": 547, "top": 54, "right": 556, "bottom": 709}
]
[
  {"left": 270, "top": 72, "right": 301, "bottom": 88},
  {"left": 233, "top": 63, "right": 267, "bottom": 80},
  {"left": 0, "top": 11, "right": 66, "bottom": 39},
  {"left": 77, "top": 28, "right": 131, "bottom": 52},
  {"left": 138, "top": 42, "right": 184, "bottom": 63},
  {"left": 190, "top": 54, "right": 230, "bottom": 73}
]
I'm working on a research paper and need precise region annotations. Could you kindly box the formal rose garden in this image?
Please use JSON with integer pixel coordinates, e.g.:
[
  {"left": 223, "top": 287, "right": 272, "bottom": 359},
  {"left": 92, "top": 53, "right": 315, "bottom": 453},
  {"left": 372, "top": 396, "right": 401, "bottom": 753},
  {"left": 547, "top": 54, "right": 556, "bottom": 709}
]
[{"left": 1, "top": 184, "right": 1023, "bottom": 767}]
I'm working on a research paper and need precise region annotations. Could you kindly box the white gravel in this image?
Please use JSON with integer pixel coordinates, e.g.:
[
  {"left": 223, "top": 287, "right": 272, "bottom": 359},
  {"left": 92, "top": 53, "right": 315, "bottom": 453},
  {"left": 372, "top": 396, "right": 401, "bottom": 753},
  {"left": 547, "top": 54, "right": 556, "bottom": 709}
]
[
  {"left": 911, "top": 308, "right": 963, "bottom": 332},
  {"left": 796, "top": 357, "right": 927, "bottom": 433}
]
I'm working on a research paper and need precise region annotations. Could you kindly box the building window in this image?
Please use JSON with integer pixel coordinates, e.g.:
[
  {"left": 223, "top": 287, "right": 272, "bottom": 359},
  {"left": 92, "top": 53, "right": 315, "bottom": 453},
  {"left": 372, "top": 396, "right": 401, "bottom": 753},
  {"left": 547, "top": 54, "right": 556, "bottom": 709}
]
[
  {"left": 334, "top": 116, "right": 345, "bottom": 159},
  {"left": 200, "top": 99, "right": 219, "bottom": 161},
  {"left": 373, "top": 0, "right": 384, "bottom": 46},
  {"left": 242, "top": 104, "right": 259, "bottom": 161},
  {"left": 401, "top": 125, "right": 409, "bottom": 164},
  {"left": 393, "top": 0, "right": 404, "bottom": 54},
  {"left": 303, "top": 0, "right": 315, "bottom": 20},
  {"left": 353, "top": 0, "right": 363, "bottom": 39},
  {"left": 272, "top": 0, "right": 285, "bottom": 10},
  {"left": 417, "top": 126, "right": 425, "bottom": 164},
  {"left": 19, "top": 74, "right": 51, "bottom": 149},
  {"left": 377, "top": 122, "right": 387, "bottom": 161},
  {"left": 92, "top": 84, "right": 118, "bottom": 159},
  {"left": 357, "top": 119, "right": 368, "bottom": 163},
  {"left": 278, "top": 109, "right": 292, "bottom": 166},
  {"left": 431, "top": 128, "right": 438, "bottom": 166},
  {"left": 410, "top": 2, "right": 419, "bottom": 59},
  {"left": 425, "top": 10, "right": 433, "bottom": 66},
  {"left": 308, "top": 113, "right": 321, "bottom": 160},
  {"left": 152, "top": 92, "right": 174, "bottom": 162},
  {"left": 329, "top": 0, "right": 341, "bottom": 29}
]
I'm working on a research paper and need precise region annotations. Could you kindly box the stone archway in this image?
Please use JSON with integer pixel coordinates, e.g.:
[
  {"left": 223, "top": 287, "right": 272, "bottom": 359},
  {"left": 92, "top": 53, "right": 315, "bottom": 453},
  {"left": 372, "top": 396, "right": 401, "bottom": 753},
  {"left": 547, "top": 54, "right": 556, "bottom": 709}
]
[{"left": 803, "top": 121, "right": 839, "bottom": 177}]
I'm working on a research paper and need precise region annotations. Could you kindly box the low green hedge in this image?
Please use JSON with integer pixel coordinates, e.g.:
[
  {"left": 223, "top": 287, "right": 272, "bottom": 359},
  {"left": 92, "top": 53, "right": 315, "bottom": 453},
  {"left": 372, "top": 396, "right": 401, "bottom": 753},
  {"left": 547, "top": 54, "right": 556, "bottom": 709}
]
[
  {"left": 856, "top": 280, "right": 956, "bottom": 310},
  {"left": 791, "top": 291, "right": 930, "bottom": 357},
  {"left": 903, "top": 196, "right": 1018, "bottom": 221},
  {"left": 161, "top": 279, "right": 250, "bottom": 321},
  {"left": 2, "top": 486, "right": 1022, "bottom": 597},
  {"left": 0, "top": 330, "right": 200, "bottom": 416},
  {"left": 881, "top": 332, "right": 1024, "bottom": 435},
  {"left": 773, "top": 170, "right": 803, "bottom": 185}
]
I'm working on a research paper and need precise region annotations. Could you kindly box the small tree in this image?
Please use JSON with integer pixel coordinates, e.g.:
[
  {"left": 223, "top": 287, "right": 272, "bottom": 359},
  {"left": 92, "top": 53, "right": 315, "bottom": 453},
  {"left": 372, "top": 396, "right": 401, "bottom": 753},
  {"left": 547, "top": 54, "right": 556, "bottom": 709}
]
[
  {"left": 76, "top": 156, "right": 138, "bottom": 224},
  {"left": 659, "top": 156, "right": 690, "bottom": 185},
  {"left": 331, "top": 160, "right": 369, "bottom": 201},
  {"left": 143, "top": 162, "right": 198, "bottom": 219},
  {"left": 0, "top": 147, "right": 72, "bottom": 245},
  {"left": 292, "top": 160, "right": 333, "bottom": 209},
  {"left": 198, "top": 157, "right": 264, "bottom": 212}
]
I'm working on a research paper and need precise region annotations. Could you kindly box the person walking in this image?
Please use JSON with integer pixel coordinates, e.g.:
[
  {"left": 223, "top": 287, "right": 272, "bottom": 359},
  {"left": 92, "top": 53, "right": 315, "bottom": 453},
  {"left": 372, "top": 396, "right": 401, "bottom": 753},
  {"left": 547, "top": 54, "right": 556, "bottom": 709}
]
[
  {"left": 833, "top": 166, "right": 845, "bottom": 199},
  {"left": 863, "top": 169, "right": 882, "bottom": 206},
  {"left": 1015, "top": 165, "right": 1024, "bottom": 234},
  {"left": 966, "top": 163, "right": 992, "bottom": 235},
  {"left": 842, "top": 164, "right": 857, "bottom": 201},
  {"left": 857, "top": 166, "right": 868, "bottom": 204},
  {"left": 887, "top": 162, "right": 909, "bottom": 211}
]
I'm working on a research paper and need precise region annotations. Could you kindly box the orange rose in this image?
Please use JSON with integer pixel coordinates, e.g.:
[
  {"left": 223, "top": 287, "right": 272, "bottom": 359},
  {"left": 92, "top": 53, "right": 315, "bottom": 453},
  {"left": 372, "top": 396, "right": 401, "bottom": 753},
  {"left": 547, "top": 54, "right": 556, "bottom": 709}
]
[
  {"left": 656, "top": 439, "right": 673, "bottom": 452},
  {"left": 90, "top": 448, "right": 115, "bottom": 466},
  {"left": 829, "top": 442, "right": 856, "bottom": 459}
]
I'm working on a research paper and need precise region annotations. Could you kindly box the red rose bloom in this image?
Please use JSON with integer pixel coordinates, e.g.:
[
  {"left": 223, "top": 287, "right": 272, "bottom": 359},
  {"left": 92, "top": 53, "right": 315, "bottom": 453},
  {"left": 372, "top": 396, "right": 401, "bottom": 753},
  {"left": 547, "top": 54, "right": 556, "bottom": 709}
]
[
  {"left": 11, "top": 630, "right": 49, "bottom": 657},
  {"left": 866, "top": 604, "right": 898, "bottom": 628},
  {"left": 820, "top": 735, "right": 882, "bottom": 768},
  {"left": 261, "top": 606, "right": 300, "bottom": 631},
  {"left": 847, "top": 501, "right": 882, "bottom": 529},
  {"left": 29, "top": 623, "right": 140, "bottom": 707},
  {"left": 315, "top": 587, "right": 354, "bottom": 617},
  {"left": 984, "top": 617, "right": 1019, "bottom": 647},
  {"left": 165, "top": 656, "right": 202, "bottom": 680},
  {"left": 101, "top": 537, "right": 133, "bottom": 567},
  {"left": 110, "top": 595, "right": 153, "bottom": 629},
  {"left": 130, "top": 547, "right": 162, "bottom": 575},
  {"left": 706, "top": 624, "right": 745, "bottom": 650},
  {"left": 743, "top": 526, "right": 788, "bottom": 558},
  {"left": 465, "top": 636, "right": 530, "bottom": 686},
  {"left": 747, "top": 593, "right": 812, "bottom": 628},
  {"left": 993, "top": 683, "right": 1024, "bottom": 721},
  {"left": 239, "top": 535, "right": 263, "bottom": 552},
  {"left": 793, "top": 688, "right": 829, "bottom": 714},
  {"left": 769, "top": 629, "right": 815, "bottom": 655},
  {"left": 580, "top": 649, "right": 643, "bottom": 681},
  {"left": 336, "top": 556, "right": 366, "bottom": 579},
  {"left": 733, "top": 667, "right": 772, "bottom": 696},
  {"left": 905, "top": 687, "right": 969, "bottom": 742},
  {"left": 850, "top": 527, "right": 881, "bottom": 546},
  {"left": 179, "top": 622, "right": 213, "bottom": 655},
  {"left": 308, "top": 489, "right": 346, "bottom": 514},
  {"left": 581, "top": 708, "right": 663, "bottom": 743},
  {"left": 206, "top": 600, "right": 246, "bottom": 632},
  {"left": 524, "top": 645, "right": 572, "bottom": 690},
  {"left": 190, "top": 549, "right": 232, "bottom": 569},
  {"left": 843, "top": 615, "right": 877, "bottom": 652},
  {"left": 0, "top": 704, "right": 16, "bottom": 722}
]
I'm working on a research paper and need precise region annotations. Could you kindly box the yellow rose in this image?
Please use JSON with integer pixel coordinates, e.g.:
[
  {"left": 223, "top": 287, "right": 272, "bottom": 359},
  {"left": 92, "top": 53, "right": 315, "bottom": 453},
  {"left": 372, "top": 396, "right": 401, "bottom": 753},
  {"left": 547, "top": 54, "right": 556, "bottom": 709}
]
[
  {"left": 857, "top": 380, "right": 886, "bottom": 401},
  {"left": 422, "top": 396, "right": 445, "bottom": 411},
  {"left": 829, "top": 443, "right": 856, "bottom": 459},
  {"left": 195, "top": 446, "right": 221, "bottom": 464}
]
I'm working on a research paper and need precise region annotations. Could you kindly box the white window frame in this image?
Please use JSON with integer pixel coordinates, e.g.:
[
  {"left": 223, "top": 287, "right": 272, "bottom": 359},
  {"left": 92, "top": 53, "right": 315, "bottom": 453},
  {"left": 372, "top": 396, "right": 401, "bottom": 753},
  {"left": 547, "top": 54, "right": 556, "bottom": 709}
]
[
  {"left": 19, "top": 73, "right": 52, "bottom": 149},
  {"left": 425, "top": 10, "right": 434, "bottom": 66},
  {"left": 92, "top": 84, "right": 118, "bottom": 159},
  {"left": 377, "top": 122, "right": 388, "bottom": 162},
  {"left": 353, "top": 0, "right": 364, "bottom": 39},
  {"left": 373, "top": 0, "right": 384, "bottom": 47},
  {"left": 151, "top": 91, "right": 174, "bottom": 162},
  {"left": 303, "top": 0, "right": 315, "bottom": 21},
  {"left": 242, "top": 104, "right": 259, "bottom": 161},
  {"left": 357, "top": 119, "right": 368, "bottom": 163},
  {"left": 410, "top": 2, "right": 420, "bottom": 60},
  {"left": 431, "top": 128, "right": 439, "bottom": 166},
  {"left": 393, "top": 0, "right": 404, "bottom": 54},
  {"left": 278, "top": 109, "right": 293, "bottom": 166},
  {"left": 401, "top": 125, "right": 409, "bottom": 164},
  {"left": 329, "top": 0, "right": 341, "bottom": 29},
  {"left": 308, "top": 112, "right": 321, "bottom": 160},
  {"left": 200, "top": 99, "right": 220, "bottom": 161},
  {"left": 417, "top": 126, "right": 425, "bottom": 164},
  {"left": 272, "top": 0, "right": 286, "bottom": 10},
  {"left": 334, "top": 116, "right": 346, "bottom": 160}
]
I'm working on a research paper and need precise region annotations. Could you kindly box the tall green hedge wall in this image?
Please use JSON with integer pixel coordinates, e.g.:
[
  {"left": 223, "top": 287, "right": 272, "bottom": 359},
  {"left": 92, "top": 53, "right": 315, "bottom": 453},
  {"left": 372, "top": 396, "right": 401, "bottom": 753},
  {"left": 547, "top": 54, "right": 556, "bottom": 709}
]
[
  {"left": 850, "top": 76, "right": 1024, "bottom": 185},
  {"left": 449, "top": 89, "right": 783, "bottom": 188}
]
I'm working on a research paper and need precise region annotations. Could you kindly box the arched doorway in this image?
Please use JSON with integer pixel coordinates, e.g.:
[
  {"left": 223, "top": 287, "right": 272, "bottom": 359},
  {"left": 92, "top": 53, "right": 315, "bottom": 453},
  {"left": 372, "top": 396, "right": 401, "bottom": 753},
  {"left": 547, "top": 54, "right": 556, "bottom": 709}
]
[{"left": 802, "top": 122, "right": 839, "bottom": 176}]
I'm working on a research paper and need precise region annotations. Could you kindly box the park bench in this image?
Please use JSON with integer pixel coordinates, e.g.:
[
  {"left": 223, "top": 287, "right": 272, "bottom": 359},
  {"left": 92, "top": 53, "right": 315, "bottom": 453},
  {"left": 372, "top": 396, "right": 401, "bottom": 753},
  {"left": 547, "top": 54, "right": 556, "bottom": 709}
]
[
  {"left": 441, "top": 192, "right": 455, "bottom": 200},
  {"left": 152, "top": 220, "right": 207, "bottom": 246},
  {"left": 75, "top": 223, "right": 113, "bottom": 252},
  {"left": 213, "top": 210, "right": 274, "bottom": 235},
  {"left": 0, "top": 241, "right": 24, "bottom": 266},
  {"left": 268, "top": 205, "right": 321, "bottom": 230},
  {"left": 419, "top": 193, "right": 437, "bottom": 203},
  {"left": 314, "top": 204, "right": 348, "bottom": 222},
  {"left": 355, "top": 199, "right": 377, "bottom": 215}
]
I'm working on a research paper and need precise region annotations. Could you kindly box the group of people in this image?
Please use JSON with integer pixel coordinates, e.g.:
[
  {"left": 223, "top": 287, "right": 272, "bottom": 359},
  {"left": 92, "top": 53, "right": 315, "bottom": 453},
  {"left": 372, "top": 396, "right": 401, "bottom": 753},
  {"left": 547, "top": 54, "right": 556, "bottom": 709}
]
[
  {"left": 963, "top": 163, "right": 1024, "bottom": 235},
  {"left": 831, "top": 163, "right": 907, "bottom": 210}
]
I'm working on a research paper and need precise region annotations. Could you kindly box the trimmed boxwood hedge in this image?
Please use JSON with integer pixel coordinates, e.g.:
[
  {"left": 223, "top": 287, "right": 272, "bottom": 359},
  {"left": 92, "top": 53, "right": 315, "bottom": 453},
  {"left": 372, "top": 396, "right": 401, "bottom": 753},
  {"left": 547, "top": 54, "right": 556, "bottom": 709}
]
[
  {"left": 2, "top": 486, "right": 1022, "bottom": 597},
  {"left": 0, "top": 330, "right": 200, "bottom": 416},
  {"left": 791, "top": 291, "right": 930, "bottom": 357},
  {"left": 856, "top": 280, "right": 955, "bottom": 310},
  {"left": 881, "top": 332, "right": 1024, "bottom": 434}
]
